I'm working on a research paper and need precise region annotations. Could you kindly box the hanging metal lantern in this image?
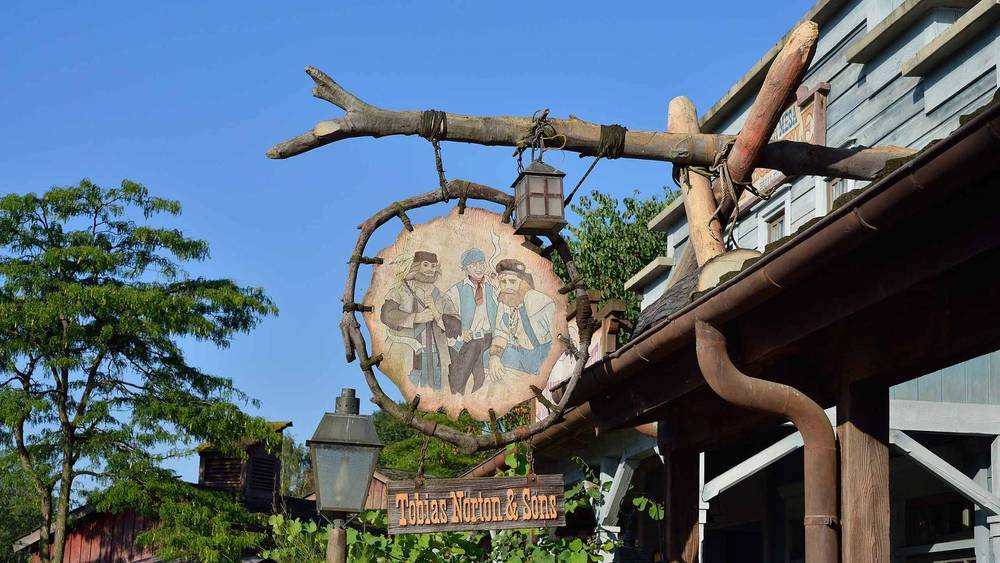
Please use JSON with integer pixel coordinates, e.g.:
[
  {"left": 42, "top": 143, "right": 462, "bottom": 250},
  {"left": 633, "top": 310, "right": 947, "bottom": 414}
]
[{"left": 512, "top": 160, "right": 567, "bottom": 236}]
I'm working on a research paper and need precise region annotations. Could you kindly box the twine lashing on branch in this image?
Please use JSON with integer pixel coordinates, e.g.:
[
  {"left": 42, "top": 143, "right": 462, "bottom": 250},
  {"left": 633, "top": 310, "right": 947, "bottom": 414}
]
[
  {"left": 419, "top": 110, "right": 449, "bottom": 198},
  {"left": 564, "top": 123, "right": 627, "bottom": 207}
]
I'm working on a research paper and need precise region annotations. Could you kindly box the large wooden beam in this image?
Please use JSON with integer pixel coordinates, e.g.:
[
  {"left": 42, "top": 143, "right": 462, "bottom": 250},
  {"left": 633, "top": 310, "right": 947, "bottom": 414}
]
[
  {"left": 837, "top": 381, "right": 890, "bottom": 563},
  {"left": 266, "top": 67, "right": 916, "bottom": 181},
  {"left": 727, "top": 21, "right": 820, "bottom": 184},
  {"left": 668, "top": 97, "right": 725, "bottom": 266},
  {"left": 663, "top": 448, "right": 700, "bottom": 563}
]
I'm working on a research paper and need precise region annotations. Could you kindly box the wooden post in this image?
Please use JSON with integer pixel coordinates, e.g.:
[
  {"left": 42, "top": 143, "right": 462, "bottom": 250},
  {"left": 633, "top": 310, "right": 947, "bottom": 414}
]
[
  {"left": 668, "top": 97, "right": 725, "bottom": 267},
  {"left": 837, "top": 381, "right": 890, "bottom": 563},
  {"left": 664, "top": 449, "right": 700, "bottom": 563},
  {"left": 727, "top": 21, "right": 820, "bottom": 184}
]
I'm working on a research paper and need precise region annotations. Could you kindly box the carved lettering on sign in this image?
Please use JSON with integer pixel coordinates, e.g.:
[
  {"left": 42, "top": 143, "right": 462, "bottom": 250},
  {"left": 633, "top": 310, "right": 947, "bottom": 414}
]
[{"left": 387, "top": 475, "right": 566, "bottom": 534}]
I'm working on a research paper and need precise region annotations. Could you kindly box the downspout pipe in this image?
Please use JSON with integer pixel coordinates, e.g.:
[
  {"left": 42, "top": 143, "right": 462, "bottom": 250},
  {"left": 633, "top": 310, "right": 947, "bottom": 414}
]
[{"left": 695, "top": 320, "right": 838, "bottom": 563}]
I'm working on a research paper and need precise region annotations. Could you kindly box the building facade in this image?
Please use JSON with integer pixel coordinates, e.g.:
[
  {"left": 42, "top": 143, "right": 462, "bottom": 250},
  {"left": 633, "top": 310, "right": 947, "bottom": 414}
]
[{"left": 575, "top": 0, "right": 999, "bottom": 561}]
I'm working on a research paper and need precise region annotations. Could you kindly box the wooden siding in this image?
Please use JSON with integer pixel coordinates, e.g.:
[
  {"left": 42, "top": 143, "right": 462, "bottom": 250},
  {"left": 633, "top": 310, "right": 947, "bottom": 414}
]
[
  {"left": 29, "top": 510, "right": 155, "bottom": 563},
  {"left": 645, "top": 0, "right": 1000, "bottom": 405}
]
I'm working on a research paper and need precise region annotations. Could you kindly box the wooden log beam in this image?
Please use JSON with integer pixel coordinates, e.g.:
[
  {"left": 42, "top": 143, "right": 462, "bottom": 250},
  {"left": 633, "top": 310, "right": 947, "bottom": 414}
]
[
  {"left": 267, "top": 67, "right": 915, "bottom": 181},
  {"left": 727, "top": 21, "right": 820, "bottom": 184},
  {"left": 663, "top": 448, "right": 700, "bottom": 563},
  {"left": 669, "top": 97, "right": 725, "bottom": 266}
]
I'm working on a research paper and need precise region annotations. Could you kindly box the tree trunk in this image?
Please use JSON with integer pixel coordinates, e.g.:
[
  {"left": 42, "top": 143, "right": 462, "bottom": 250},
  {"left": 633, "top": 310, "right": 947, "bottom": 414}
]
[
  {"left": 266, "top": 67, "right": 915, "bottom": 181},
  {"left": 668, "top": 97, "right": 725, "bottom": 266},
  {"left": 51, "top": 446, "right": 74, "bottom": 563}
]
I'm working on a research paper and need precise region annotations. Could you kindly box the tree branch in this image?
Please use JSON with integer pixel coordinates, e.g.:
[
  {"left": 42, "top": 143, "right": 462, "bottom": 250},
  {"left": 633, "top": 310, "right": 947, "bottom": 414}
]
[{"left": 267, "top": 67, "right": 916, "bottom": 181}]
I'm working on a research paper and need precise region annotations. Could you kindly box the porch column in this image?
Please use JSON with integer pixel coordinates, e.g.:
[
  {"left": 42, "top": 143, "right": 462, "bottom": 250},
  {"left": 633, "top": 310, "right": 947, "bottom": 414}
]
[
  {"left": 664, "top": 448, "right": 700, "bottom": 563},
  {"left": 837, "top": 381, "right": 890, "bottom": 562}
]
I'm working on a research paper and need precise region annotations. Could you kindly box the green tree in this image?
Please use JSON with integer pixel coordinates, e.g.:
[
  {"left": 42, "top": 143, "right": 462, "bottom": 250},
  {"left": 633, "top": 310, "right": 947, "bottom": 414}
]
[
  {"left": 372, "top": 406, "right": 488, "bottom": 477},
  {"left": 0, "top": 448, "right": 40, "bottom": 562},
  {"left": 279, "top": 434, "right": 313, "bottom": 498},
  {"left": 556, "top": 188, "right": 676, "bottom": 339},
  {"left": 0, "top": 180, "right": 278, "bottom": 562}
]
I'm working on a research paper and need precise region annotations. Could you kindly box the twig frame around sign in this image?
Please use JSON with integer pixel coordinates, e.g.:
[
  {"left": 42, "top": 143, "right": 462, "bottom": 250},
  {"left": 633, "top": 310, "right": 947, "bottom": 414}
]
[{"left": 341, "top": 179, "right": 593, "bottom": 454}]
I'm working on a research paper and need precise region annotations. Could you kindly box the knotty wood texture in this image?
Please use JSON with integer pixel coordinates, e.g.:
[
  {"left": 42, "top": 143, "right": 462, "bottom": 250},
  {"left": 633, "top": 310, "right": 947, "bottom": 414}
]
[
  {"left": 664, "top": 450, "right": 700, "bottom": 563},
  {"left": 387, "top": 474, "right": 565, "bottom": 534},
  {"left": 837, "top": 381, "right": 890, "bottom": 563}
]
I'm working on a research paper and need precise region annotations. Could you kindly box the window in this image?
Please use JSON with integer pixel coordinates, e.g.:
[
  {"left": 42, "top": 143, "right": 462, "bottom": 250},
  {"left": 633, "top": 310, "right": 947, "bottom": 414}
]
[
  {"left": 766, "top": 211, "right": 785, "bottom": 243},
  {"left": 827, "top": 177, "right": 853, "bottom": 211}
]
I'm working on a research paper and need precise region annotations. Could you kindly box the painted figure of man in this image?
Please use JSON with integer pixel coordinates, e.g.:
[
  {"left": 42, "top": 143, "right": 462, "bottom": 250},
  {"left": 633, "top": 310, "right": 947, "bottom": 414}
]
[
  {"left": 445, "top": 248, "right": 498, "bottom": 394},
  {"left": 380, "top": 251, "right": 460, "bottom": 390},
  {"left": 488, "top": 258, "right": 555, "bottom": 380}
]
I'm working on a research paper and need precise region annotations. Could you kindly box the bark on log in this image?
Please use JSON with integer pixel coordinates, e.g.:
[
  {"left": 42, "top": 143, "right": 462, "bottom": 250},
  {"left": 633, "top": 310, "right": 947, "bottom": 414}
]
[
  {"left": 728, "top": 21, "right": 820, "bottom": 184},
  {"left": 669, "top": 97, "right": 725, "bottom": 266},
  {"left": 267, "top": 67, "right": 915, "bottom": 181}
]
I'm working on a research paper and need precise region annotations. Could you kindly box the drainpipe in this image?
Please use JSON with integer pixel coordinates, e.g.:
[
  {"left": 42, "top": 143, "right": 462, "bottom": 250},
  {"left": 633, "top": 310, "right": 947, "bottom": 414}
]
[{"left": 694, "top": 320, "right": 838, "bottom": 563}]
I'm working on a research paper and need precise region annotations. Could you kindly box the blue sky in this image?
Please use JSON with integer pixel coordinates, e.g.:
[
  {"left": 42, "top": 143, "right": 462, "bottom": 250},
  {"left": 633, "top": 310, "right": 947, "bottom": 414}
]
[{"left": 1, "top": 0, "right": 814, "bottom": 480}]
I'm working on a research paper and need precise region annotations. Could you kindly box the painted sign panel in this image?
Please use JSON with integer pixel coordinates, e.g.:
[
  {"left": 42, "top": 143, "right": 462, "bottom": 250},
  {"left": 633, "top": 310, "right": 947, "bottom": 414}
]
[
  {"left": 362, "top": 207, "right": 569, "bottom": 421},
  {"left": 750, "top": 83, "right": 830, "bottom": 194},
  {"left": 387, "top": 475, "right": 566, "bottom": 534}
]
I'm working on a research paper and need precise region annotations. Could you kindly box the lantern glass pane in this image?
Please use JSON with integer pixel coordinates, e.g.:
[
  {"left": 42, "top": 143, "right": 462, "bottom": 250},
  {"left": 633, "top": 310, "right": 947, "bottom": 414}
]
[
  {"left": 518, "top": 197, "right": 528, "bottom": 221},
  {"left": 530, "top": 195, "right": 546, "bottom": 215},
  {"left": 546, "top": 177, "right": 562, "bottom": 197},
  {"left": 515, "top": 177, "right": 528, "bottom": 199},
  {"left": 549, "top": 194, "right": 564, "bottom": 218},
  {"left": 312, "top": 443, "right": 378, "bottom": 512},
  {"left": 528, "top": 176, "right": 547, "bottom": 195}
]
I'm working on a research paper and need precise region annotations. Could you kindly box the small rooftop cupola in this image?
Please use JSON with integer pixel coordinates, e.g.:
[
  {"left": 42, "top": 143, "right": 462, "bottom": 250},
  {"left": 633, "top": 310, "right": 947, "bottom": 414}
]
[{"left": 198, "top": 421, "right": 292, "bottom": 502}]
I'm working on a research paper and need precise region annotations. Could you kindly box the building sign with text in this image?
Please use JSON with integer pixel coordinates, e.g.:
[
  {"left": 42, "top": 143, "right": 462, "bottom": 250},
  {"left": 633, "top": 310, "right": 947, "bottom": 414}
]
[
  {"left": 750, "top": 83, "right": 830, "bottom": 193},
  {"left": 387, "top": 475, "right": 566, "bottom": 534}
]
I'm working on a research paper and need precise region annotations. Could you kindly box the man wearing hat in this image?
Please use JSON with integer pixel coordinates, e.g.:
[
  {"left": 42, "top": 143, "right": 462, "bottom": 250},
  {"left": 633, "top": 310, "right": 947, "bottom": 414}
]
[
  {"left": 380, "top": 250, "right": 460, "bottom": 391},
  {"left": 488, "top": 258, "right": 555, "bottom": 380},
  {"left": 445, "top": 247, "right": 498, "bottom": 394}
]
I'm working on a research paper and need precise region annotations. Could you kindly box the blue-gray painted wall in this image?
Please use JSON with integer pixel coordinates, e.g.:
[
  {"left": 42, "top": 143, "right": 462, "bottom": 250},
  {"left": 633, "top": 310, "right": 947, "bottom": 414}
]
[{"left": 649, "top": 0, "right": 1000, "bottom": 404}]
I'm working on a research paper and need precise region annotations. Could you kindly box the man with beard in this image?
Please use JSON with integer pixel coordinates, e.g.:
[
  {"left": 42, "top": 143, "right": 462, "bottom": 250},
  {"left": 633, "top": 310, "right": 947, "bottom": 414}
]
[
  {"left": 487, "top": 258, "right": 555, "bottom": 381},
  {"left": 444, "top": 248, "right": 498, "bottom": 394},
  {"left": 380, "top": 251, "right": 460, "bottom": 390}
]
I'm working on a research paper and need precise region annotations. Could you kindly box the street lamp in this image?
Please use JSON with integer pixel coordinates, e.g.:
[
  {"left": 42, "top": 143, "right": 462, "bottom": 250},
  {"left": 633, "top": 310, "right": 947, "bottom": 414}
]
[
  {"left": 512, "top": 159, "right": 567, "bottom": 236},
  {"left": 308, "top": 388, "right": 383, "bottom": 563}
]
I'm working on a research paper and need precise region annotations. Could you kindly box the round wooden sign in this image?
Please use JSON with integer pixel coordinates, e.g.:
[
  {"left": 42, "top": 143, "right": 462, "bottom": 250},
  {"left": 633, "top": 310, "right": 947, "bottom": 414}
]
[{"left": 362, "top": 207, "right": 569, "bottom": 420}]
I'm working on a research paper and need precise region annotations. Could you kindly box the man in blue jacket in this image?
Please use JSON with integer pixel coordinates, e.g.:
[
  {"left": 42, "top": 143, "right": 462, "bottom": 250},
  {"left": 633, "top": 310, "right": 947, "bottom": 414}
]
[{"left": 445, "top": 248, "right": 497, "bottom": 394}]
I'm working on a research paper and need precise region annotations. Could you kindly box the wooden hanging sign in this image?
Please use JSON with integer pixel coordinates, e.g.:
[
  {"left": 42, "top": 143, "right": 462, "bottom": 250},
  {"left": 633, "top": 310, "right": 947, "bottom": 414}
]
[
  {"left": 387, "top": 474, "right": 566, "bottom": 534},
  {"left": 362, "top": 207, "right": 569, "bottom": 422}
]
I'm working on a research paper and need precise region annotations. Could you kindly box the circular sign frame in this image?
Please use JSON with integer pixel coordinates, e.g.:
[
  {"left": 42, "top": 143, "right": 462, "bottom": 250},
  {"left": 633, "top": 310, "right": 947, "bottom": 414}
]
[{"left": 340, "top": 180, "right": 594, "bottom": 454}]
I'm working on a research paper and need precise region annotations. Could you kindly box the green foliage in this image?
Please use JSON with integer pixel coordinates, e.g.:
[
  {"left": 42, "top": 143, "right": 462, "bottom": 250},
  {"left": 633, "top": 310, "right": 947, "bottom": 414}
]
[
  {"left": 0, "top": 179, "right": 277, "bottom": 562},
  {"left": 0, "top": 450, "right": 40, "bottom": 563},
  {"left": 262, "top": 514, "right": 327, "bottom": 563},
  {"left": 373, "top": 405, "right": 487, "bottom": 477},
  {"left": 555, "top": 188, "right": 676, "bottom": 340},
  {"left": 95, "top": 464, "right": 265, "bottom": 563},
  {"left": 279, "top": 434, "right": 313, "bottom": 498}
]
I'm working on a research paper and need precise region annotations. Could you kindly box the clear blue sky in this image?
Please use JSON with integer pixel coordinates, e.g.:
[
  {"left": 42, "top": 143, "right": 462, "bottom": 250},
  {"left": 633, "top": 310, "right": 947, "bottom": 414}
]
[{"left": 1, "top": 0, "right": 814, "bottom": 480}]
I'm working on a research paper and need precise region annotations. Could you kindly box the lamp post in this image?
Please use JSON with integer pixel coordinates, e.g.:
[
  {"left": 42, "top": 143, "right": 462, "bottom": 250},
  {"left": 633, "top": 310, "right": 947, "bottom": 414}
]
[{"left": 308, "top": 388, "right": 383, "bottom": 563}]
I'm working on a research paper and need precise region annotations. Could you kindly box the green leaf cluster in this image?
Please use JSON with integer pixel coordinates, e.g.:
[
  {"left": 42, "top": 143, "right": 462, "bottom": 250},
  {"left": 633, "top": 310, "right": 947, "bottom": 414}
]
[
  {"left": 0, "top": 180, "right": 277, "bottom": 562},
  {"left": 373, "top": 406, "right": 487, "bottom": 477},
  {"left": 554, "top": 188, "right": 677, "bottom": 341}
]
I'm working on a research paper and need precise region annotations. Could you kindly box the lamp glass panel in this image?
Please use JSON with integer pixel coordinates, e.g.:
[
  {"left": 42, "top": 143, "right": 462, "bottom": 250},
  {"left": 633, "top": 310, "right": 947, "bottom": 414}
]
[
  {"left": 530, "top": 195, "right": 547, "bottom": 216},
  {"left": 529, "top": 175, "right": 547, "bottom": 195},
  {"left": 546, "top": 177, "right": 562, "bottom": 197},
  {"left": 312, "top": 443, "right": 378, "bottom": 512},
  {"left": 517, "top": 197, "right": 528, "bottom": 221},
  {"left": 548, "top": 194, "right": 564, "bottom": 218}
]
